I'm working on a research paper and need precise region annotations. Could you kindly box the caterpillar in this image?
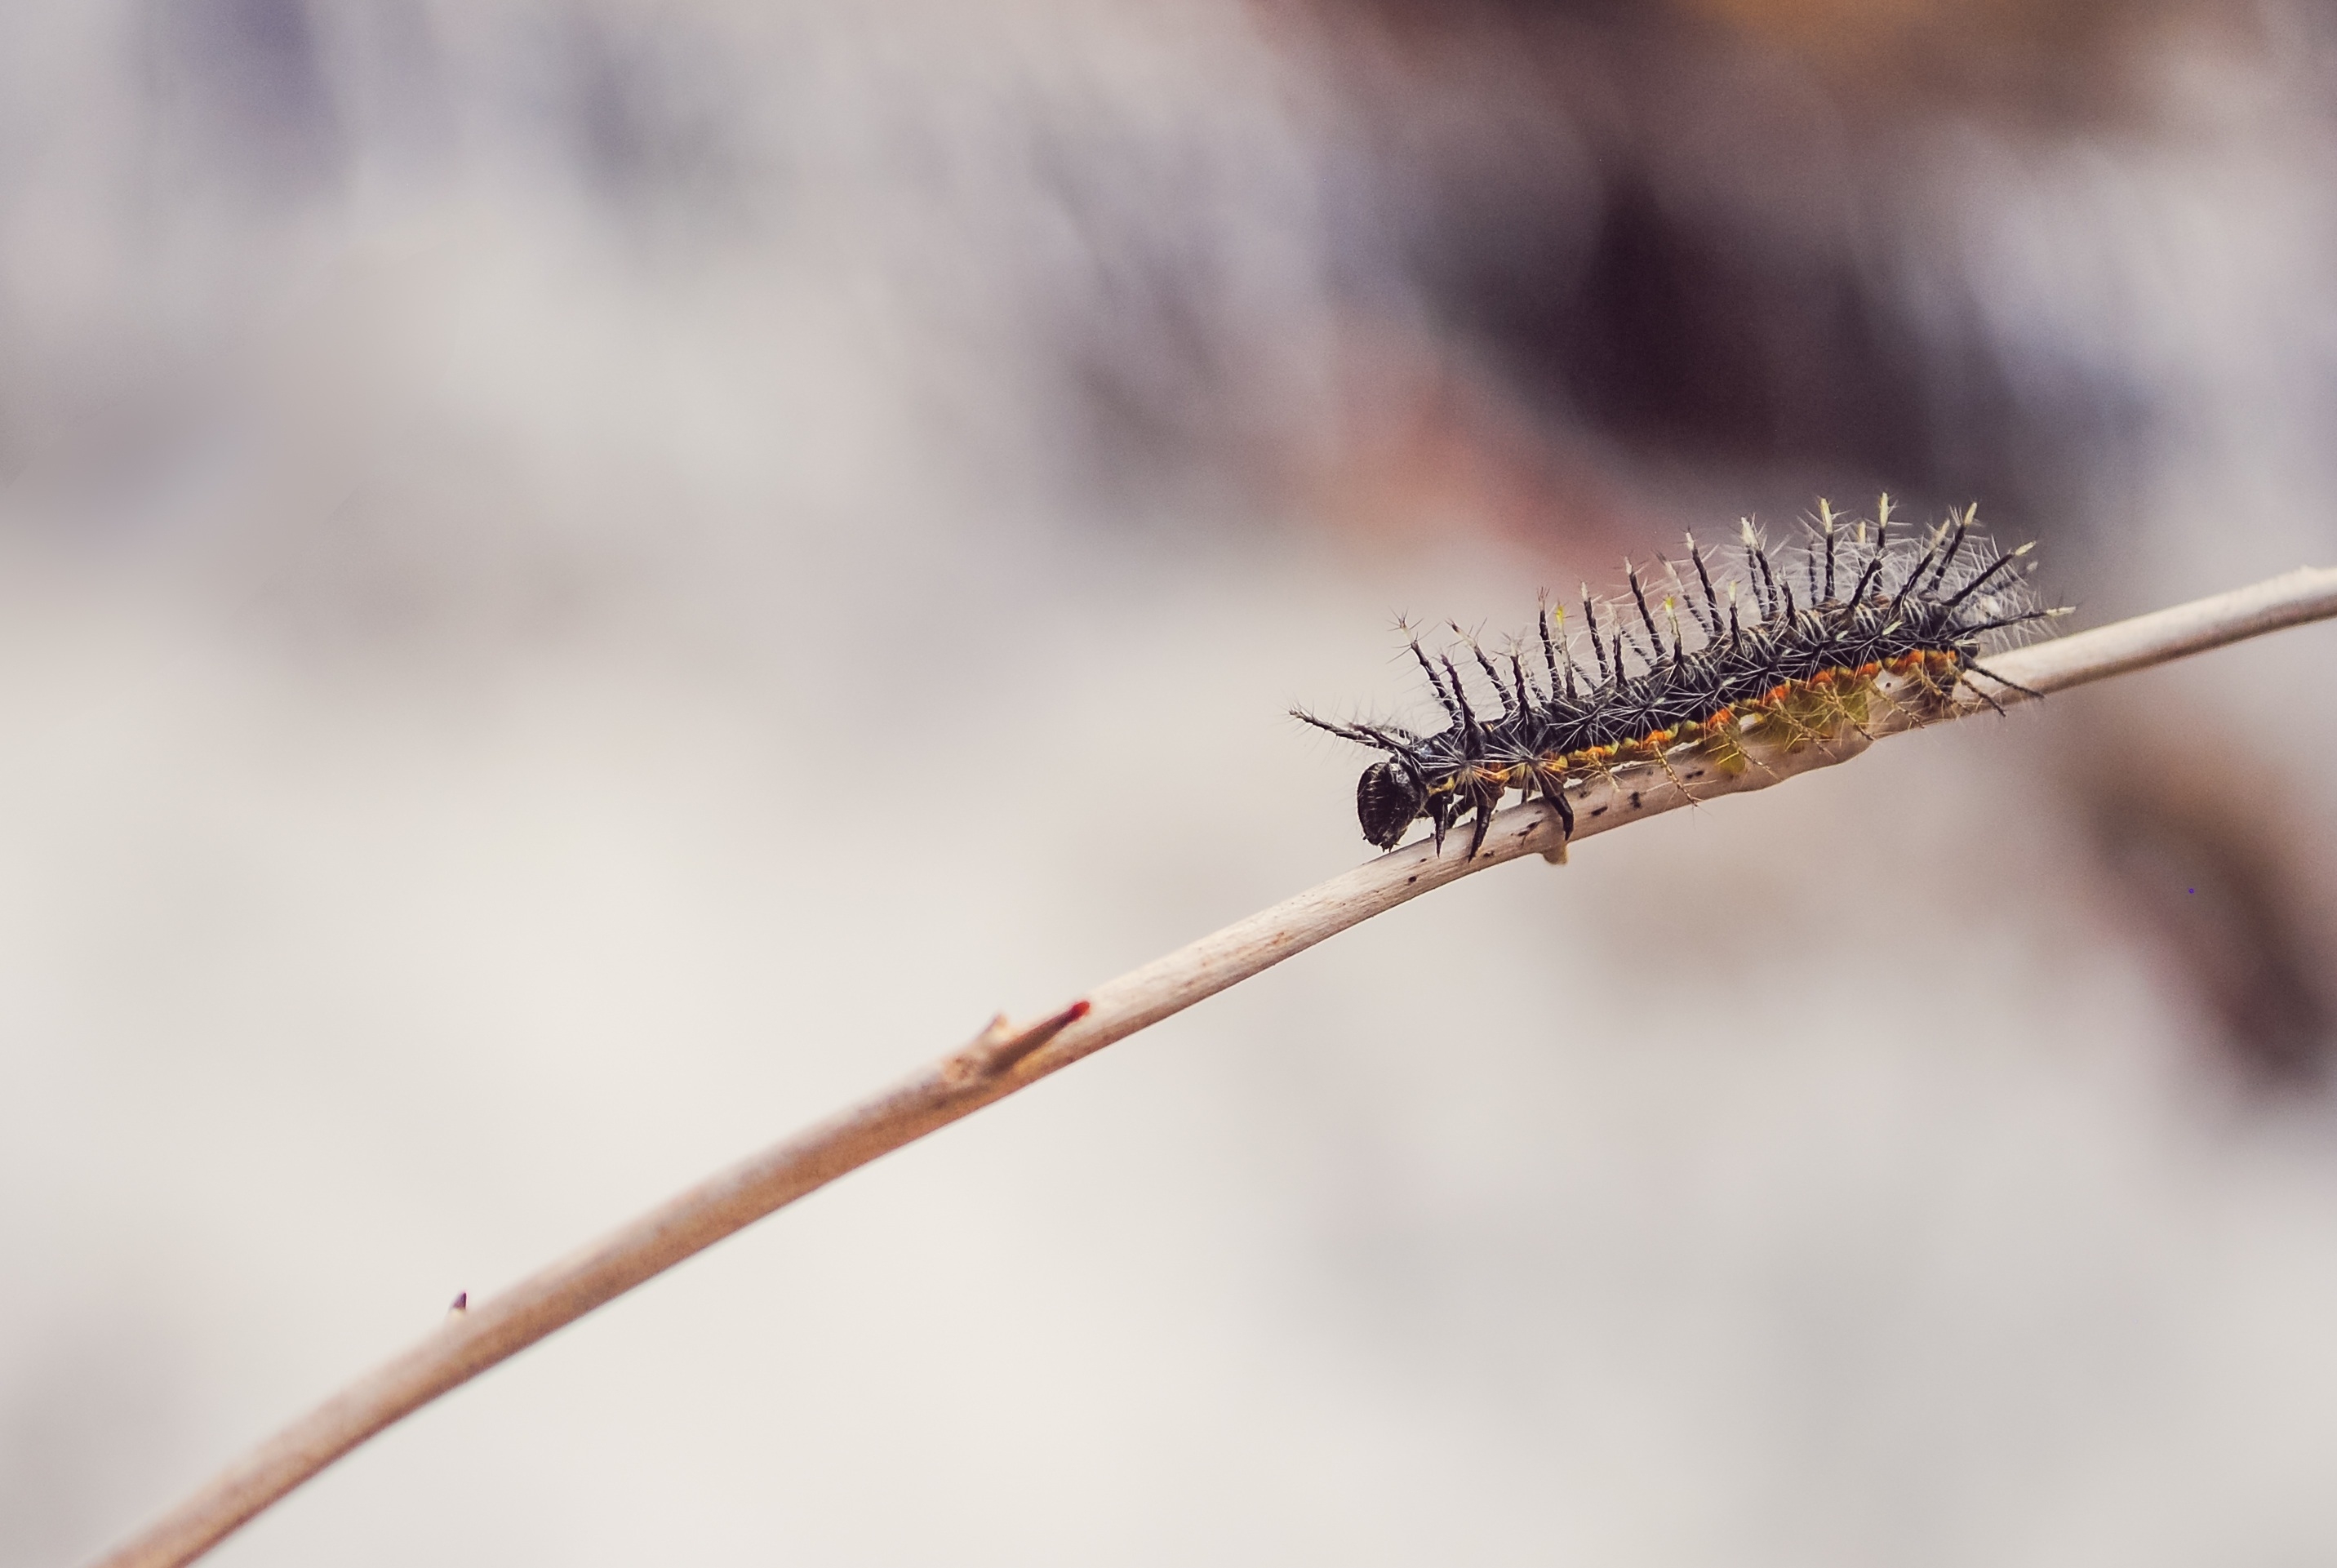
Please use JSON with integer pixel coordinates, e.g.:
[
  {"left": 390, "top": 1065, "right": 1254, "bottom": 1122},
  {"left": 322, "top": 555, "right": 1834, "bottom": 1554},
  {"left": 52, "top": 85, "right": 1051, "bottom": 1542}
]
[{"left": 1297, "top": 499, "right": 2065, "bottom": 858}]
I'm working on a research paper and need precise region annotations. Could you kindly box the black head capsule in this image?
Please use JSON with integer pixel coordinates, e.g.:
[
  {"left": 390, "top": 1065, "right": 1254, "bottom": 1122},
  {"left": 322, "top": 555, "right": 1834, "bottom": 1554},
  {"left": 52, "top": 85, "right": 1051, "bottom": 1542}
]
[{"left": 1356, "top": 760, "right": 1426, "bottom": 851}]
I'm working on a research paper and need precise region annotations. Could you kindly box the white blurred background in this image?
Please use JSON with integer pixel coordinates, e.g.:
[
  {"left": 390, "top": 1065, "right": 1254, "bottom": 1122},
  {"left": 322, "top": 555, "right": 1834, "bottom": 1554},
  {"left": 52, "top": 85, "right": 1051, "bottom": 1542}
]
[{"left": 8, "top": 2, "right": 2337, "bottom": 1563}]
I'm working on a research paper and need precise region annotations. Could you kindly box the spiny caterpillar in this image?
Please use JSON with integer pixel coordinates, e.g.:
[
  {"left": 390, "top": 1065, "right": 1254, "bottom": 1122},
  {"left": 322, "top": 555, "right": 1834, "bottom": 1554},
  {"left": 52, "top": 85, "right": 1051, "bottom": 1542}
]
[{"left": 1298, "top": 499, "right": 2064, "bottom": 857}]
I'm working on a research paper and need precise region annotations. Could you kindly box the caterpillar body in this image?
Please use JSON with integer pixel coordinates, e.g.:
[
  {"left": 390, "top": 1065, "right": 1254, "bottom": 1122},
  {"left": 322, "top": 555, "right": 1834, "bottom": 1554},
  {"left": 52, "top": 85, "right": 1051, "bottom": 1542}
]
[{"left": 1298, "top": 500, "right": 2064, "bottom": 857}]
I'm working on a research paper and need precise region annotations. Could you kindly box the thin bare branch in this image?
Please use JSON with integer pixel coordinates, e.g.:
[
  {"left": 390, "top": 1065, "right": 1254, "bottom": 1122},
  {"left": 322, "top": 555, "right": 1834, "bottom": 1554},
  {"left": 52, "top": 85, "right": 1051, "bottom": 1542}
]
[{"left": 88, "top": 564, "right": 2337, "bottom": 1568}]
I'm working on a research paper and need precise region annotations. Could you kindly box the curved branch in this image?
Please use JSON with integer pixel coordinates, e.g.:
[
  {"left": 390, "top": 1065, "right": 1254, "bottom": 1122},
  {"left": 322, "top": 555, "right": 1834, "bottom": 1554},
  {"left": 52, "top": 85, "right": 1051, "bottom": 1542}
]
[{"left": 88, "top": 565, "right": 2337, "bottom": 1568}]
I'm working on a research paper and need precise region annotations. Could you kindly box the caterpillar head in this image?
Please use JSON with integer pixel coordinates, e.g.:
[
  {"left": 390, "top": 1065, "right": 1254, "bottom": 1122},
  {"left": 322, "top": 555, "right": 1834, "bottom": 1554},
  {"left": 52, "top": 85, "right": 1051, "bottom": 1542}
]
[{"left": 1356, "top": 760, "right": 1425, "bottom": 850}]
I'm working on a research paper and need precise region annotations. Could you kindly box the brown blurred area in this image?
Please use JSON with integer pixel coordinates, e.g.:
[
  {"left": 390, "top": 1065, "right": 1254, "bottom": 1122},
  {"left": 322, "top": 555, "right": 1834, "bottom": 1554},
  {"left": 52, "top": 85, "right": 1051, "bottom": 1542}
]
[{"left": 7, "top": 2, "right": 2337, "bottom": 1564}]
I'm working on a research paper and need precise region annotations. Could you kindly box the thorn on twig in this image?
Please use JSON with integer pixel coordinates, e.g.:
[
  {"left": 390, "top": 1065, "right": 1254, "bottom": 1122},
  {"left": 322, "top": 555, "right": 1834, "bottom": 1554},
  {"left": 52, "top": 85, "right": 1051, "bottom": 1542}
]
[
  {"left": 1536, "top": 798, "right": 1571, "bottom": 865},
  {"left": 942, "top": 999, "right": 1093, "bottom": 1086},
  {"left": 447, "top": 1292, "right": 468, "bottom": 1318}
]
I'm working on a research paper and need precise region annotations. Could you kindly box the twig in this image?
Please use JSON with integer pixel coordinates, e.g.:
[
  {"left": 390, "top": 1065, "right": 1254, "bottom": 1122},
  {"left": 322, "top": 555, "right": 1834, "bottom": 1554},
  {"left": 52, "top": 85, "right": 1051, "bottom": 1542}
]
[{"left": 87, "top": 565, "right": 2337, "bottom": 1568}]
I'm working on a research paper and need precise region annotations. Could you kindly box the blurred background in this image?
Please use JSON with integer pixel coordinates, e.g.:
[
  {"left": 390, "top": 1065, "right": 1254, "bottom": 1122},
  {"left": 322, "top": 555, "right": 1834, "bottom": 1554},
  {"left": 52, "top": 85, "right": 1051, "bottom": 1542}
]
[{"left": 7, "top": 1, "right": 2337, "bottom": 1563}]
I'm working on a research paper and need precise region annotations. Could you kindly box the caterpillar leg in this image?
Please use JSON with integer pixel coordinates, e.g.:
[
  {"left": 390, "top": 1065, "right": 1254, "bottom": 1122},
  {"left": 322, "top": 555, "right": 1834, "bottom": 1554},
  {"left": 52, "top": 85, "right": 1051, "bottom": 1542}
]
[
  {"left": 1458, "top": 767, "right": 1508, "bottom": 859},
  {"left": 1464, "top": 802, "right": 1496, "bottom": 860},
  {"left": 1541, "top": 782, "right": 1575, "bottom": 859},
  {"left": 1544, "top": 776, "right": 1575, "bottom": 840}
]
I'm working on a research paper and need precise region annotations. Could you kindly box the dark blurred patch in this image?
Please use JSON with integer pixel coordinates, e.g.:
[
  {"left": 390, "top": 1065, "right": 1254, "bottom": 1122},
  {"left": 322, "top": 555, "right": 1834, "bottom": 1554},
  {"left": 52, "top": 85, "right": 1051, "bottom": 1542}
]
[
  {"left": 2069, "top": 706, "right": 2337, "bottom": 1091},
  {"left": 549, "top": 11, "right": 753, "bottom": 215},
  {"left": 1301, "top": 0, "right": 2170, "bottom": 544},
  {"left": 1455, "top": 167, "right": 1938, "bottom": 475},
  {"left": 144, "top": 0, "right": 347, "bottom": 199}
]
